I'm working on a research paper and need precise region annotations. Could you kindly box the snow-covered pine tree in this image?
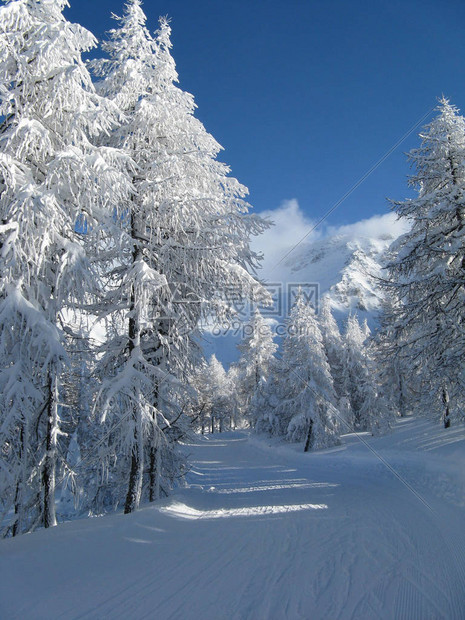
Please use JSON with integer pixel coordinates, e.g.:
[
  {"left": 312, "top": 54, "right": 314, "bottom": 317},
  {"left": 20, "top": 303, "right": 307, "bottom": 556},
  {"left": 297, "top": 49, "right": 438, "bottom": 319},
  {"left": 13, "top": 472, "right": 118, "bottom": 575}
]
[
  {"left": 234, "top": 308, "right": 277, "bottom": 423},
  {"left": 318, "top": 296, "right": 345, "bottom": 400},
  {"left": 249, "top": 355, "right": 283, "bottom": 437},
  {"left": 0, "top": 0, "right": 130, "bottom": 535},
  {"left": 210, "top": 355, "right": 233, "bottom": 433},
  {"left": 283, "top": 297, "right": 339, "bottom": 450},
  {"left": 192, "top": 355, "right": 231, "bottom": 433},
  {"left": 91, "top": 3, "right": 270, "bottom": 512},
  {"left": 257, "top": 295, "right": 339, "bottom": 450},
  {"left": 57, "top": 322, "right": 100, "bottom": 518},
  {"left": 383, "top": 98, "right": 465, "bottom": 426},
  {"left": 361, "top": 318, "right": 371, "bottom": 341},
  {"left": 225, "top": 363, "right": 243, "bottom": 430},
  {"left": 341, "top": 315, "right": 370, "bottom": 430},
  {"left": 376, "top": 297, "right": 415, "bottom": 419},
  {"left": 341, "top": 315, "right": 393, "bottom": 434},
  {"left": 190, "top": 361, "right": 212, "bottom": 435}
]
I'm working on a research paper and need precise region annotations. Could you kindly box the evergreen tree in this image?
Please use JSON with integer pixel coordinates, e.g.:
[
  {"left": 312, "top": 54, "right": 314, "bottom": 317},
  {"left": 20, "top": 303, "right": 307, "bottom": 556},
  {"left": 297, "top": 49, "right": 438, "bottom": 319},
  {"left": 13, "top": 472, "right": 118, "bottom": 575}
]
[
  {"left": 376, "top": 298, "right": 415, "bottom": 419},
  {"left": 0, "top": 0, "right": 130, "bottom": 535},
  {"left": 250, "top": 356, "right": 284, "bottom": 437},
  {"left": 226, "top": 364, "right": 243, "bottom": 430},
  {"left": 235, "top": 308, "right": 278, "bottom": 422},
  {"left": 255, "top": 296, "right": 339, "bottom": 451},
  {"left": 318, "top": 296, "right": 345, "bottom": 400},
  {"left": 341, "top": 315, "right": 393, "bottom": 434},
  {"left": 193, "top": 355, "right": 231, "bottom": 433},
  {"left": 384, "top": 98, "right": 465, "bottom": 426},
  {"left": 92, "top": 3, "right": 269, "bottom": 512}
]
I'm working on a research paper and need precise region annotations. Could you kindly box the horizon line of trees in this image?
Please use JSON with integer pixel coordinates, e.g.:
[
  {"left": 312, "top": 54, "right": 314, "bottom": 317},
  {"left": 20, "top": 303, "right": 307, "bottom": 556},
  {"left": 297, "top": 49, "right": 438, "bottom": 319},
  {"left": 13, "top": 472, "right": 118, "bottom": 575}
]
[{"left": 196, "top": 298, "right": 394, "bottom": 450}]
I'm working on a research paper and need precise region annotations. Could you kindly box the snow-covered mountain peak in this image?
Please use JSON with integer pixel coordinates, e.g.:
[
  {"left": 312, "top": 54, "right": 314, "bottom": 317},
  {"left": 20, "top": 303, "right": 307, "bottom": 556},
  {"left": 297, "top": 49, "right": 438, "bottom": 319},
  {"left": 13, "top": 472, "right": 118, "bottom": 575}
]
[{"left": 282, "top": 227, "right": 400, "bottom": 315}]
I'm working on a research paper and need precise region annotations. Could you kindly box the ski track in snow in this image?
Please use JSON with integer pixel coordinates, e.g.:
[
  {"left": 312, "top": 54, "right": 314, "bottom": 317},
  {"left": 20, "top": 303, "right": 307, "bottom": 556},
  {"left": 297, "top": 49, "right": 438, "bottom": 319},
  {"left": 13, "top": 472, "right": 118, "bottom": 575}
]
[{"left": 1, "top": 418, "right": 465, "bottom": 619}]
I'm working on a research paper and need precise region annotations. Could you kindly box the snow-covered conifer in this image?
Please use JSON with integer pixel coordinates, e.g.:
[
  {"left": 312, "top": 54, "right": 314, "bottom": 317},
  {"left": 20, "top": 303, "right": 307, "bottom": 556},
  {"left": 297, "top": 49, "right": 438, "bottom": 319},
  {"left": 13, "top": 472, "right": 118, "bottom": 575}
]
[
  {"left": 193, "top": 355, "right": 231, "bottom": 433},
  {"left": 235, "top": 308, "right": 277, "bottom": 422},
  {"left": 225, "top": 364, "right": 243, "bottom": 430},
  {"left": 361, "top": 319, "right": 371, "bottom": 340},
  {"left": 0, "top": 0, "right": 130, "bottom": 534},
  {"left": 318, "top": 296, "right": 345, "bottom": 400},
  {"left": 257, "top": 295, "right": 339, "bottom": 450},
  {"left": 250, "top": 356, "right": 283, "bottom": 437},
  {"left": 383, "top": 98, "right": 465, "bottom": 426},
  {"left": 376, "top": 298, "right": 415, "bottom": 419},
  {"left": 91, "top": 3, "right": 270, "bottom": 512},
  {"left": 282, "top": 297, "right": 339, "bottom": 449},
  {"left": 341, "top": 315, "right": 393, "bottom": 434}
]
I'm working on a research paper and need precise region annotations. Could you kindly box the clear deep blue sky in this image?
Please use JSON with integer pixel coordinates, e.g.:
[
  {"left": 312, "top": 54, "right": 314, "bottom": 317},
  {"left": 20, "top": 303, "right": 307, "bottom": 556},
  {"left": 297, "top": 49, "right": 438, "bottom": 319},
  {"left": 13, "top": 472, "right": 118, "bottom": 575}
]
[{"left": 65, "top": 0, "right": 465, "bottom": 226}]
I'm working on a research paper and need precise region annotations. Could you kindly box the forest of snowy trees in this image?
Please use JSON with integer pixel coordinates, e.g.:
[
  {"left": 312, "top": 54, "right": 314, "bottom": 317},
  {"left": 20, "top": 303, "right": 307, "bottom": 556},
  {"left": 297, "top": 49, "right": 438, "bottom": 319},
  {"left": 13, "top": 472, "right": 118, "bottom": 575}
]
[
  {"left": 0, "top": 0, "right": 269, "bottom": 536},
  {"left": 1, "top": 0, "right": 465, "bottom": 538}
]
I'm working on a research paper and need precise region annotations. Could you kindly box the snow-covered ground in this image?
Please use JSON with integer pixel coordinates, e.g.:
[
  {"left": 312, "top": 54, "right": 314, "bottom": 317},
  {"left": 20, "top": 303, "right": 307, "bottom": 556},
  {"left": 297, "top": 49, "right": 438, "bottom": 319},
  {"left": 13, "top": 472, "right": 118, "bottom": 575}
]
[{"left": 1, "top": 417, "right": 464, "bottom": 619}]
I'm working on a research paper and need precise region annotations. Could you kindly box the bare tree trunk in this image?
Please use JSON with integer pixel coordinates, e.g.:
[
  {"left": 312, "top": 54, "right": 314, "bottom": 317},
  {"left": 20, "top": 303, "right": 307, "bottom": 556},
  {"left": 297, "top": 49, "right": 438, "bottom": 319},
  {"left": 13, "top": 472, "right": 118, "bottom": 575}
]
[
  {"left": 398, "top": 374, "right": 406, "bottom": 418},
  {"left": 125, "top": 447, "right": 140, "bottom": 513},
  {"left": 12, "top": 484, "right": 21, "bottom": 537},
  {"left": 43, "top": 374, "right": 58, "bottom": 528},
  {"left": 124, "top": 394, "right": 144, "bottom": 514},
  {"left": 124, "top": 212, "right": 144, "bottom": 514},
  {"left": 149, "top": 447, "right": 157, "bottom": 503},
  {"left": 12, "top": 423, "right": 26, "bottom": 536},
  {"left": 148, "top": 369, "right": 159, "bottom": 503},
  {"left": 148, "top": 332, "right": 168, "bottom": 503},
  {"left": 304, "top": 418, "right": 314, "bottom": 453},
  {"left": 148, "top": 411, "right": 161, "bottom": 504},
  {"left": 443, "top": 386, "right": 451, "bottom": 428},
  {"left": 148, "top": 444, "right": 161, "bottom": 502}
]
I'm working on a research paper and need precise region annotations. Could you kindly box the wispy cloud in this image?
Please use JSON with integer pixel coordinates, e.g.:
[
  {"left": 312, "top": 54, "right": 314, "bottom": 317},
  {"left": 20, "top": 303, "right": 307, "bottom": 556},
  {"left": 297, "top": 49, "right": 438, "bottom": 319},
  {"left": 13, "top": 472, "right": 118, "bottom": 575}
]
[
  {"left": 254, "top": 200, "right": 408, "bottom": 282},
  {"left": 326, "top": 212, "right": 409, "bottom": 239},
  {"left": 253, "top": 199, "right": 320, "bottom": 281}
]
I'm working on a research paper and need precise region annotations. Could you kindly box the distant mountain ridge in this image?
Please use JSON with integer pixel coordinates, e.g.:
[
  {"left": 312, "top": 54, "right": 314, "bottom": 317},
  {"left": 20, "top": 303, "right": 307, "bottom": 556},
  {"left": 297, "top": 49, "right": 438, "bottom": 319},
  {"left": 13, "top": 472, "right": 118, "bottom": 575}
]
[
  {"left": 205, "top": 216, "right": 405, "bottom": 365},
  {"left": 282, "top": 229, "right": 399, "bottom": 317}
]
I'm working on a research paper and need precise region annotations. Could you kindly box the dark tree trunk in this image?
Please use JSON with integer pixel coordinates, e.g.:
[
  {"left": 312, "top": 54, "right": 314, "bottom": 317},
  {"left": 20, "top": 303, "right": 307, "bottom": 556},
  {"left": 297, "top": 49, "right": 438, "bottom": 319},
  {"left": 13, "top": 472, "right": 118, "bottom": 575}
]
[
  {"left": 443, "top": 387, "right": 451, "bottom": 428},
  {"left": 124, "top": 211, "right": 144, "bottom": 514},
  {"left": 43, "top": 375, "right": 58, "bottom": 528},
  {"left": 148, "top": 371, "right": 159, "bottom": 503},
  {"left": 12, "top": 424, "right": 25, "bottom": 537},
  {"left": 398, "top": 374, "right": 406, "bottom": 418},
  {"left": 149, "top": 447, "right": 157, "bottom": 503},
  {"left": 124, "top": 450, "right": 140, "bottom": 514},
  {"left": 304, "top": 418, "right": 314, "bottom": 453}
]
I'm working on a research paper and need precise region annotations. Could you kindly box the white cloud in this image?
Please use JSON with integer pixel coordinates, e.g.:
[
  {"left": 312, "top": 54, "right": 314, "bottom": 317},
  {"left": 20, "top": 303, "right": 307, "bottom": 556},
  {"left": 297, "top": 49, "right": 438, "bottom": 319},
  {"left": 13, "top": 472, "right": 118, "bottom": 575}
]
[
  {"left": 253, "top": 201, "right": 409, "bottom": 280},
  {"left": 326, "top": 212, "right": 409, "bottom": 240},
  {"left": 253, "top": 199, "right": 320, "bottom": 281}
]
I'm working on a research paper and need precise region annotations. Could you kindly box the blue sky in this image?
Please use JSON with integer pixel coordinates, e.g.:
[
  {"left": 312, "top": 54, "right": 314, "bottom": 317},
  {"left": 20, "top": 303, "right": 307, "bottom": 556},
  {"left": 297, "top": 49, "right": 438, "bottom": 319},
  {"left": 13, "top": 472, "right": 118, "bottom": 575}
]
[{"left": 66, "top": 0, "right": 465, "bottom": 228}]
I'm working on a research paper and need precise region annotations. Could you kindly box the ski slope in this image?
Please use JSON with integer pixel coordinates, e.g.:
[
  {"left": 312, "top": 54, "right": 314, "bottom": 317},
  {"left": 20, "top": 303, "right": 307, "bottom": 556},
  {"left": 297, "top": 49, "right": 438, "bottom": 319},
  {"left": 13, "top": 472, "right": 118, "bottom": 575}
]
[{"left": 1, "top": 418, "right": 465, "bottom": 619}]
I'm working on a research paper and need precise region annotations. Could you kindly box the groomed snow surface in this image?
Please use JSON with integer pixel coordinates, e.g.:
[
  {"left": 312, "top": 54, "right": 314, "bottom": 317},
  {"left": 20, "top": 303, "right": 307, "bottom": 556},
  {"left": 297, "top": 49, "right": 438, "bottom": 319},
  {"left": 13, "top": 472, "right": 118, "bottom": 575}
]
[{"left": 1, "top": 418, "right": 465, "bottom": 619}]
